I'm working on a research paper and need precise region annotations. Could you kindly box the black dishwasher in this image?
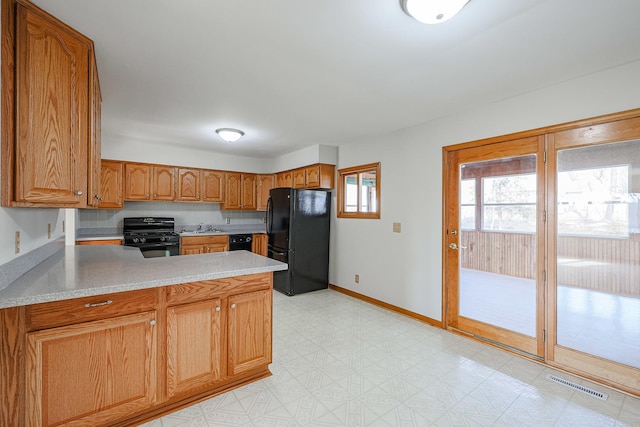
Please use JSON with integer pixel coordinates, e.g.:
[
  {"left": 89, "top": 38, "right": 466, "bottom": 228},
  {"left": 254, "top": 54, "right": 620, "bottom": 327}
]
[{"left": 228, "top": 234, "right": 253, "bottom": 251}]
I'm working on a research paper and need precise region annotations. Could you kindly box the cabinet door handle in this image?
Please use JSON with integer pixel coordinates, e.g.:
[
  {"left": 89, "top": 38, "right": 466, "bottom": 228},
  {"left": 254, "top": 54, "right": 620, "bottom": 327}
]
[
  {"left": 84, "top": 300, "right": 112, "bottom": 308},
  {"left": 231, "top": 303, "right": 236, "bottom": 309},
  {"left": 150, "top": 320, "right": 156, "bottom": 326},
  {"left": 75, "top": 190, "right": 84, "bottom": 196},
  {"left": 215, "top": 306, "right": 221, "bottom": 312}
]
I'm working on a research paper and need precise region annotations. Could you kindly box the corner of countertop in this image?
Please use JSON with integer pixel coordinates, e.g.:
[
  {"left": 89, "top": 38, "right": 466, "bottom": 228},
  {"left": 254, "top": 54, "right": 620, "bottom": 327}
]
[{"left": 0, "top": 238, "right": 65, "bottom": 291}]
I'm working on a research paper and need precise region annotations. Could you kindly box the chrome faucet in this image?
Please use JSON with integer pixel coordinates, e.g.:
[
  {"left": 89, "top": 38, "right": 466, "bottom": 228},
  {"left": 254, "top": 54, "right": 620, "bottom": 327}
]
[{"left": 198, "top": 223, "right": 205, "bottom": 231}]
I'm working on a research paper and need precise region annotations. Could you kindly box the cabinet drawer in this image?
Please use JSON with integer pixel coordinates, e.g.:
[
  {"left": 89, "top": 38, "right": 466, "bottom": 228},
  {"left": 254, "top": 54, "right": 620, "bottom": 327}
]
[
  {"left": 26, "top": 288, "right": 159, "bottom": 331},
  {"left": 166, "top": 273, "right": 273, "bottom": 306},
  {"left": 181, "top": 235, "right": 228, "bottom": 246}
]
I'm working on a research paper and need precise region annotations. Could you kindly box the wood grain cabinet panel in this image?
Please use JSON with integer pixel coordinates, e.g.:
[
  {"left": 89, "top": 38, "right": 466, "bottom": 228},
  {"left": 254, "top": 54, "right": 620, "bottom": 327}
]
[
  {"left": 177, "top": 168, "right": 200, "bottom": 202},
  {"left": 292, "top": 168, "right": 306, "bottom": 188},
  {"left": 25, "top": 311, "right": 157, "bottom": 427},
  {"left": 202, "top": 170, "right": 224, "bottom": 203},
  {"left": 125, "top": 163, "right": 151, "bottom": 200},
  {"left": 275, "top": 171, "right": 293, "bottom": 188},
  {"left": 180, "top": 235, "right": 229, "bottom": 255},
  {"left": 241, "top": 174, "right": 257, "bottom": 210},
  {"left": 167, "top": 299, "right": 223, "bottom": 398},
  {"left": 9, "top": 3, "right": 91, "bottom": 207},
  {"left": 251, "top": 233, "right": 268, "bottom": 256},
  {"left": 152, "top": 165, "right": 176, "bottom": 200},
  {"left": 256, "top": 175, "right": 274, "bottom": 211},
  {"left": 305, "top": 164, "right": 335, "bottom": 189},
  {"left": 223, "top": 173, "right": 256, "bottom": 210},
  {"left": 99, "top": 160, "right": 123, "bottom": 208},
  {"left": 87, "top": 52, "right": 102, "bottom": 207},
  {"left": 228, "top": 288, "right": 272, "bottom": 376}
]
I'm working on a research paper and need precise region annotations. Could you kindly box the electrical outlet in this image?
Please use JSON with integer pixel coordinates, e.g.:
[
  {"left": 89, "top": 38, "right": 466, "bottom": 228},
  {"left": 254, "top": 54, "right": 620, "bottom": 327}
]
[
  {"left": 393, "top": 222, "right": 401, "bottom": 233},
  {"left": 15, "top": 231, "right": 20, "bottom": 254},
  {"left": 62, "top": 220, "right": 65, "bottom": 232},
  {"left": 355, "top": 274, "right": 359, "bottom": 284},
  {"left": 48, "top": 223, "right": 51, "bottom": 239},
  {"left": 226, "top": 217, "right": 230, "bottom": 224}
]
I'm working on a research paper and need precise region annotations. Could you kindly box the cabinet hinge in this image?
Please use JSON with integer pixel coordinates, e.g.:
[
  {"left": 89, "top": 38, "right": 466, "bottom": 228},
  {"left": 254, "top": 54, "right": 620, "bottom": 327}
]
[
  {"left": 543, "top": 151, "right": 547, "bottom": 163},
  {"left": 542, "top": 329, "right": 546, "bottom": 342},
  {"left": 543, "top": 210, "right": 547, "bottom": 222},
  {"left": 543, "top": 270, "right": 547, "bottom": 282}
]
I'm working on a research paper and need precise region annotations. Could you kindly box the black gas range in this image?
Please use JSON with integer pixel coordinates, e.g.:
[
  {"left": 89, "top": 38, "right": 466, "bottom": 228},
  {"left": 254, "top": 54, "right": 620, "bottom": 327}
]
[{"left": 123, "top": 217, "right": 180, "bottom": 258}]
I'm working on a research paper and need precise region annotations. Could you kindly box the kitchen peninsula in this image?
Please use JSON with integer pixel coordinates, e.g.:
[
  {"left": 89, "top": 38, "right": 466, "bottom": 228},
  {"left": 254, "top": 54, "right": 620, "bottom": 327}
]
[{"left": 0, "top": 245, "right": 287, "bottom": 427}]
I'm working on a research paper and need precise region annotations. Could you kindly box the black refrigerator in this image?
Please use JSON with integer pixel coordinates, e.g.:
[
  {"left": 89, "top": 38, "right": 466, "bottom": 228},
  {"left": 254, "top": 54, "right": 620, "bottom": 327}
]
[{"left": 267, "top": 188, "right": 331, "bottom": 296}]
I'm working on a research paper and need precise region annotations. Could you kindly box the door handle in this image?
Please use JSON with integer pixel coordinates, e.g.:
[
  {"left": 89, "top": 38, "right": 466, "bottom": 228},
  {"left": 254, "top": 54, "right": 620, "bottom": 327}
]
[{"left": 449, "top": 243, "right": 467, "bottom": 250}]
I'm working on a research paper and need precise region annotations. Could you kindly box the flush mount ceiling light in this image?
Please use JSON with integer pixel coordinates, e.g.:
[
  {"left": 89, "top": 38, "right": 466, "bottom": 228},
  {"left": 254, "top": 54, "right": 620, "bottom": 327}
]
[
  {"left": 215, "top": 128, "right": 245, "bottom": 143},
  {"left": 400, "top": 0, "right": 470, "bottom": 24}
]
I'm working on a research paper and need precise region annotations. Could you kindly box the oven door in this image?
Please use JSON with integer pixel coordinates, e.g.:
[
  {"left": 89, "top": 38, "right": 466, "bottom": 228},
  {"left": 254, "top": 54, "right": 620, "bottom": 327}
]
[{"left": 135, "top": 242, "right": 180, "bottom": 258}]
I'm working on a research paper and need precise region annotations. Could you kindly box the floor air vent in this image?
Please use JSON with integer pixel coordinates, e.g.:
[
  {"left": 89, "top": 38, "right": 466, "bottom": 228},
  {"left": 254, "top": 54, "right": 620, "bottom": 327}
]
[{"left": 546, "top": 374, "right": 608, "bottom": 400}]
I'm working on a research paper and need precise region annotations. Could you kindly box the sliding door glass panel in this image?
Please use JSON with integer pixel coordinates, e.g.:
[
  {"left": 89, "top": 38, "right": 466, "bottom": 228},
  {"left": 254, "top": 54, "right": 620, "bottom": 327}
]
[
  {"left": 459, "top": 155, "right": 537, "bottom": 337},
  {"left": 556, "top": 139, "right": 640, "bottom": 369}
]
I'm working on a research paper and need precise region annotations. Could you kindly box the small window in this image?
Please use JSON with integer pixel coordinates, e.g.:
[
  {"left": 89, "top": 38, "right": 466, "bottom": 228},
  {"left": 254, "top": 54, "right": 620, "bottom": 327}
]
[{"left": 338, "top": 162, "right": 380, "bottom": 219}]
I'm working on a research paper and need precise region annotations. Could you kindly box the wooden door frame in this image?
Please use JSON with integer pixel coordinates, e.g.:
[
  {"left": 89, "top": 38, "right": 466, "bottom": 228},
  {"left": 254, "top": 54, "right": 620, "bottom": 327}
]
[{"left": 442, "top": 136, "right": 545, "bottom": 357}]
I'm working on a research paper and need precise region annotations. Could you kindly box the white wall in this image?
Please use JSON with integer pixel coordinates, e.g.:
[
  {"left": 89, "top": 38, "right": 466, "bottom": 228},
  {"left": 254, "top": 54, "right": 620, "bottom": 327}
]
[
  {"left": 0, "top": 207, "right": 65, "bottom": 265},
  {"left": 269, "top": 144, "right": 338, "bottom": 172},
  {"left": 102, "top": 136, "right": 269, "bottom": 173},
  {"left": 329, "top": 59, "right": 640, "bottom": 322}
]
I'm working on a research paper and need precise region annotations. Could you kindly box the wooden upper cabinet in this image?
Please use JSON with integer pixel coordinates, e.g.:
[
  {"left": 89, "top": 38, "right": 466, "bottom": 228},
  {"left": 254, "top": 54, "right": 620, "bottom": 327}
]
[
  {"left": 275, "top": 171, "right": 293, "bottom": 188},
  {"left": 152, "top": 165, "right": 176, "bottom": 200},
  {"left": 125, "top": 163, "right": 151, "bottom": 200},
  {"left": 241, "top": 174, "right": 257, "bottom": 210},
  {"left": 293, "top": 168, "right": 306, "bottom": 189},
  {"left": 256, "top": 174, "right": 275, "bottom": 211},
  {"left": 6, "top": 3, "right": 92, "bottom": 207},
  {"left": 223, "top": 172, "right": 256, "bottom": 210},
  {"left": 87, "top": 51, "right": 102, "bottom": 207},
  {"left": 124, "top": 163, "right": 175, "bottom": 201},
  {"left": 202, "top": 169, "right": 224, "bottom": 203},
  {"left": 306, "top": 164, "right": 335, "bottom": 189},
  {"left": 274, "top": 165, "right": 334, "bottom": 190},
  {"left": 99, "top": 160, "right": 123, "bottom": 209},
  {"left": 223, "top": 172, "right": 242, "bottom": 209},
  {"left": 177, "top": 168, "right": 200, "bottom": 201}
]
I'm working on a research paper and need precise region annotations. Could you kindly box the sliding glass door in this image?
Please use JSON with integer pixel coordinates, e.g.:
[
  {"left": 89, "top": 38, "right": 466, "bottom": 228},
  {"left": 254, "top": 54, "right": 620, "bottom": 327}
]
[
  {"left": 547, "top": 119, "right": 640, "bottom": 393},
  {"left": 444, "top": 113, "right": 640, "bottom": 395}
]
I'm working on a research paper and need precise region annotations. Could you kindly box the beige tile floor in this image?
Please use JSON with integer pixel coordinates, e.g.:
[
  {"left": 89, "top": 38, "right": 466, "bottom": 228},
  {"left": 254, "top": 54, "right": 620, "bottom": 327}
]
[{"left": 140, "top": 289, "right": 640, "bottom": 426}]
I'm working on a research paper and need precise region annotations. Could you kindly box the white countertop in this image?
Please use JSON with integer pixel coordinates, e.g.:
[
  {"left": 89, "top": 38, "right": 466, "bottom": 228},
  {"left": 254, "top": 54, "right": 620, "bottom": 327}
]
[{"left": 0, "top": 246, "right": 287, "bottom": 309}]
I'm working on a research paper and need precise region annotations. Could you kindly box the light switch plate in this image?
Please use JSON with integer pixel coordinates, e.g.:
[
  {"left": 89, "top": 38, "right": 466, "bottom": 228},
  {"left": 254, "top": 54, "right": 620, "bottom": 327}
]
[{"left": 393, "top": 222, "right": 401, "bottom": 233}]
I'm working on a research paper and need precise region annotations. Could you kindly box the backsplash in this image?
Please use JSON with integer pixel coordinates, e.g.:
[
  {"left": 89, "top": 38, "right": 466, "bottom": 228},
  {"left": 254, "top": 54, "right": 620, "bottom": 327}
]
[{"left": 78, "top": 202, "right": 266, "bottom": 232}]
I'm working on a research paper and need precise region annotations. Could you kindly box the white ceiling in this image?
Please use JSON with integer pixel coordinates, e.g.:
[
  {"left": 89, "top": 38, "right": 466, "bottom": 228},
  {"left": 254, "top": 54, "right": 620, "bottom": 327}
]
[{"left": 30, "top": 0, "right": 640, "bottom": 158}]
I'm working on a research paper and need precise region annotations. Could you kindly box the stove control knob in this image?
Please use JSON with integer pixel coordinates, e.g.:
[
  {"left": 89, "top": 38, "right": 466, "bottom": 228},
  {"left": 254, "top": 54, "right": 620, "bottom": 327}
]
[
  {"left": 132, "top": 237, "right": 140, "bottom": 244},
  {"left": 160, "top": 236, "right": 166, "bottom": 242},
  {"left": 140, "top": 237, "right": 147, "bottom": 243}
]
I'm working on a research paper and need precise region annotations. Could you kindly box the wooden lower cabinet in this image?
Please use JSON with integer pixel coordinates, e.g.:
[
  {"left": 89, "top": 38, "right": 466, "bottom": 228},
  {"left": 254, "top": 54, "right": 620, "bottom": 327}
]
[
  {"left": 76, "top": 239, "right": 123, "bottom": 246},
  {"left": 166, "top": 299, "right": 223, "bottom": 398},
  {"left": 252, "top": 233, "right": 268, "bottom": 256},
  {"left": 25, "top": 311, "right": 157, "bottom": 427},
  {"left": 228, "top": 289, "right": 272, "bottom": 376},
  {"left": 180, "top": 235, "right": 228, "bottom": 255},
  {"left": 2, "top": 273, "right": 274, "bottom": 426}
]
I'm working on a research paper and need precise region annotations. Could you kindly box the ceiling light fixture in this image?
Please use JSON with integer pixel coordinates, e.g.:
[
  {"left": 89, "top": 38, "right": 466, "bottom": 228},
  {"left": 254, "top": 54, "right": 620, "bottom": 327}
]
[
  {"left": 400, "top": 0, "right": 469, "bottom": 24},
  {"left": 215, "top": 128, "right": 245, "bottom": 143}
]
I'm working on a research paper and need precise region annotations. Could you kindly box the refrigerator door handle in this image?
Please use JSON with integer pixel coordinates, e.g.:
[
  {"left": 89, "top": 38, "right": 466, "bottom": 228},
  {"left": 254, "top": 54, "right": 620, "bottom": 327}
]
[
  {"left": 268, "top": 247, "right": 288, "bottom": 256},
  {"left": 266, "top": 196, "right": 273, "bottom": 235}
]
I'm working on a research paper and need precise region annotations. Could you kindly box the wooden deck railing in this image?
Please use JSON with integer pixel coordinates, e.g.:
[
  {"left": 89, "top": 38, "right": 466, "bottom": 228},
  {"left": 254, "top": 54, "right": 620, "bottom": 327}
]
[{"left": 460, "top": 231, "right": 640, "bottom": 297}]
